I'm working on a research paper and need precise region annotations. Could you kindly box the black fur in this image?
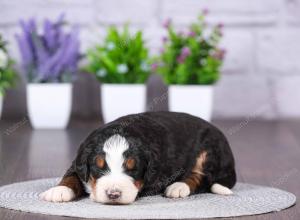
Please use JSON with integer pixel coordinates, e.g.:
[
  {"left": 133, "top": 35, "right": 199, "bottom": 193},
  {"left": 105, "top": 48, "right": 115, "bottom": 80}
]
[{"left": 65, "top": 111, "right": 236, "bottom": 196}]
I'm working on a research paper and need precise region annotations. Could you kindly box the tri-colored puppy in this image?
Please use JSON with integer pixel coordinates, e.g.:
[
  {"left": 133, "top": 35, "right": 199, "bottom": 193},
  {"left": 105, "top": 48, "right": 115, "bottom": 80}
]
[{"left": 40, "top": 112, "right": 236, "bottom": 204}]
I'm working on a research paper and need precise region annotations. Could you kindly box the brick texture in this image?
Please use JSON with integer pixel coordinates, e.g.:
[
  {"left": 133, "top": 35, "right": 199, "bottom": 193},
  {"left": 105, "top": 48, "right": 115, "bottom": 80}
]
[
  {"left": 220, "top": 30, "right": 255, "bottom": 74},
  {"left": 273, "top": 76, "right": 300, "bottom": 118},
  {"left": 161, "top": 0, "right": 281, "bottom": 26},
  {"left": 285, "top": 0, "right": 300, "bottom": 25},
  {"left": 257, "top": 29, "right": 300, "bottom": 75},
  {"left": 95, "top": 0, "right": 159, "bottom": 25},
  {"left": 213, "top": 75, "right": 274, "bottom": 119},
  {"left": 0, "top": 1, "right": 95, "bottom": 25}
]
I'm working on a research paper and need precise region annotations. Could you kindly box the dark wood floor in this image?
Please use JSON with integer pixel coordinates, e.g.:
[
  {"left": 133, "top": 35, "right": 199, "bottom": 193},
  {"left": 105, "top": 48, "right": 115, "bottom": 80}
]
[{"left": 0, "top": 119, "right": 299, "bottom": 220}]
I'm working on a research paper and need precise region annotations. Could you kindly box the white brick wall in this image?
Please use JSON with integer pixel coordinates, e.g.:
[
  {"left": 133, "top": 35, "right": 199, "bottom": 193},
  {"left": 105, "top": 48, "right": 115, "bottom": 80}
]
[
  {"left": 0, "top": 0, "right": 299, "bottom": 119},
  {"left": 213, "top": 75, "right": 274, "bottom": 119},
  {"left": 286, "top": 0, "right": 300, "bottom": 25},
  {"left": 0, "top": 1, "right": 95, "bottom": 25},
  {"left": 273, "top": 75, "right": 300, "bottom": 118},
  {"left": 220, "top": 30, "right": 255, "bottom": 74},
  {"left": 95, "top": 0, "right": 159, "bottom": 25},
  {"left": 161, "top": 0, "right": 281, "bottom": 26},
  {"left": 257, "top": 29, "right": 300, "bottom": 75}
]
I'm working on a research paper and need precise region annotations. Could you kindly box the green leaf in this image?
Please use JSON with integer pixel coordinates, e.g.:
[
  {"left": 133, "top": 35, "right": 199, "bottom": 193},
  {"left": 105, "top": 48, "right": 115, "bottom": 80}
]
[
  {"left": 0, "top": 35, "right": 18, "bottom": 94},
  {"left": 84, "top": 25, "right": 151, "bottom": 84}
]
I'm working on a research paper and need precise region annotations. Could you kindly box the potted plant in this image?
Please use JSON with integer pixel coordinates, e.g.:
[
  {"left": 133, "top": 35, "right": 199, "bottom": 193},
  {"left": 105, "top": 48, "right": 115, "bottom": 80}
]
[
  {"left": 16, "top": 15, "right": 80, "bottom": 129},
  {"left": 154, "top": 12, "right": 225, "bottom": 121},
  {"left": 0, "top": 35, "right": 17, "bottom": 118},
  {"left": 85, "top": 25, "right": 151, "bottom": 122}
]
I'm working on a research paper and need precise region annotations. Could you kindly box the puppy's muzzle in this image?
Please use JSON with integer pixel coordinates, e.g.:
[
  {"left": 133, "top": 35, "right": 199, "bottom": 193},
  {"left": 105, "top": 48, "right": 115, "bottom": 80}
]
[{"left": 106, "top": 189, "right": 121, "bottom": 200}]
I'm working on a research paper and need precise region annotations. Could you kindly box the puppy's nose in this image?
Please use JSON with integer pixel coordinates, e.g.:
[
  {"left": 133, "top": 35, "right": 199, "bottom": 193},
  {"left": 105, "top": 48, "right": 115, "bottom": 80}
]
[{"left": 106, "top": 189, "right": 121, "bottom": 200}]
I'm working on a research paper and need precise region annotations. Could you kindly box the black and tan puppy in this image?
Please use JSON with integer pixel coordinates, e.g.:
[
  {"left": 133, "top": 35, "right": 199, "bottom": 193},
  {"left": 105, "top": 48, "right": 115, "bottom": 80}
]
[{"left": 40, "top": 112, "right": 236, "bottom": 204}]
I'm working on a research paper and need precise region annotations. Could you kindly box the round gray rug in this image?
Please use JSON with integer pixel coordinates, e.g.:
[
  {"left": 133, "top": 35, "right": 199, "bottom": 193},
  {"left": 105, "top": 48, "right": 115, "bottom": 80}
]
[{"left": 0, "top": 178, "right": 296, "bottom": 219}]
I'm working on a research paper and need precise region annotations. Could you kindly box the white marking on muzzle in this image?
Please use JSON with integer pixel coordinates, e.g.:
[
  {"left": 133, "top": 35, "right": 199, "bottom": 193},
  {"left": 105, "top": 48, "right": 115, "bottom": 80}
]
[{"left": 91, "top": 134, "right": 139, "bottom": 204}]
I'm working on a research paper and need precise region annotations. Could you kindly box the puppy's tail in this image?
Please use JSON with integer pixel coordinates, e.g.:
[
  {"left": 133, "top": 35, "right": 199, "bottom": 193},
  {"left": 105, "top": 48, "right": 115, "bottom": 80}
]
[{"left": 210, "top": 183, "right": 233, "bottom": 195}]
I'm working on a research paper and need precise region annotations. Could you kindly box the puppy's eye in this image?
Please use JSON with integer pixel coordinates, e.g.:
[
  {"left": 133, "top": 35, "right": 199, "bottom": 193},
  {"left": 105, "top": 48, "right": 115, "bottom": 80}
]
[
  {"left": 125, "top": 158, "right": 136, "bottom": 170},
  {"left": 96, "top": 155, "right": 105, "bottom": 169}
]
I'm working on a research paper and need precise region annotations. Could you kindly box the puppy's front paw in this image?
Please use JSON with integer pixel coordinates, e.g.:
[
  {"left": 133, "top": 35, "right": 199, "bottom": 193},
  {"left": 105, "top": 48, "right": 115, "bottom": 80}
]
[
  {"left": 40, "top": 186, "right": 75, "bottom": 202},
  {"left": 165, "top": 182, "right": 190, "bottom": 198}
]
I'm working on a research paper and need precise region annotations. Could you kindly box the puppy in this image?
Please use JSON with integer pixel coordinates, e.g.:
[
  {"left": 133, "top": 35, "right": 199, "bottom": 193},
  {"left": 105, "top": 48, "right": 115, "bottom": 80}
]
[{"left": 40, "top": 112, "right": 236, "bottom": 204}]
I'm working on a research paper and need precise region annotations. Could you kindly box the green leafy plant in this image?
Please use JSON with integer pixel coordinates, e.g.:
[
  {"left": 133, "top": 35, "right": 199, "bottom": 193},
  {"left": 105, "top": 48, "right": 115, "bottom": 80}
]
[
  {"left": 85, "top": 25, "right": 151, "bottom": 84},
  {"left": 0, "top": 35, "right": 17, "bottom": 95},
  {"left": 153, "top": 12, "right": 225, "bottom": 85}
]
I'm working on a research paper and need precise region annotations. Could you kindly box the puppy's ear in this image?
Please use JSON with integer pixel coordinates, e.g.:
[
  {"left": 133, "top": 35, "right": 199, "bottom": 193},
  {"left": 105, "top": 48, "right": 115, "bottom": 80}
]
[
  {"left": 74, "top": 143, "right": 92, "bottom": 182},
  {"left": 143, "top": 151, "right": 157, "bottom": 185}
]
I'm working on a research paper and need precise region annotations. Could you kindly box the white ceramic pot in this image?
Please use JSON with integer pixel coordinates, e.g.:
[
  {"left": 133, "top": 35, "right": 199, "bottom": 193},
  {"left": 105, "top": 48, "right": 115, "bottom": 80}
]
[
  {"left": 27, "top": 83, "right": 72, "bottom": 129},
  {"left": 0, "top": 95, "right": 3, "bottom": 119},
  {"left": 101, "top": 84, "right": 146, "bottom": 123},
  {"left": 169, "top": 85, "right": 214, "bottom": 121}
]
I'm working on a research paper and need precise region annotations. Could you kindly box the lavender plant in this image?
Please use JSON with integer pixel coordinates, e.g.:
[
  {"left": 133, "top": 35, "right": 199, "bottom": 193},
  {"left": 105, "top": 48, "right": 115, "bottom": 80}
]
[
  {"left": 16, "top": 15, "right": 80, "bottom": 83},
  {"left": 0, "top": 35, "right": 17, "bottom": 95},
  {"left": 153, "top": 11, "right": 225, "bottom": 85}
]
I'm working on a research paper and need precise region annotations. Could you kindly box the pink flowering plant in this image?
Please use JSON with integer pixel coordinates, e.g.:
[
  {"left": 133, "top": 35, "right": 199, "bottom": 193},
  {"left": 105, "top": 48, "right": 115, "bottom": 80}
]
[{"left": 154, "top": 12, "right": 225, "bottom": 85}]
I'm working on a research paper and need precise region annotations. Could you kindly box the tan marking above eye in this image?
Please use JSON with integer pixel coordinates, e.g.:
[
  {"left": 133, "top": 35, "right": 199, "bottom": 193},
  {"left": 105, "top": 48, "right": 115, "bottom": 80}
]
[
  {"left": 125, "top": 158, "right": 136, "bottom": 170},
  {"left": 96, "top": 156, "right": 105, "bottom": 168}
]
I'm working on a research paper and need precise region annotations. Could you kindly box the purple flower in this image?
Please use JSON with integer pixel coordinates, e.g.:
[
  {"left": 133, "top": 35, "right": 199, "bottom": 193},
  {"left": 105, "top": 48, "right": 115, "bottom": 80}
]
[
  {"left": 217, "top": 23, "right": 224, "bottom": 29},
  {"left": 176, "top": 55, "right": 185, "bottom": 64},
  {"left": 151, "top": 63, "right": 159, "bottom": 71},
  {"left": 163, "top": 18, "right": 172, "bottom": 29},
  {"left": 15, "top": 34, "right": 33, "bottom": 67},
  {"left": 188, "top": 31, "right": 196, "bottom": 37},
  {"left": 202, "top": 8, "right": 209, "bottom": 15},
  {"left": 181, "top": 47, "right": 191, "bottom": 57},
  {"left": 16, "top": 14, "right": 80, "bottom": 83},
  {"left": 176, "top": 47, "right": 191, "bottom": 64},
  {"left": 213, "top": 49, "right": 226, "bottom": 60},
  {"left": 162, "top": 36, "right": 168, "bottom": 43},
  {"left": 159, "top": 47, "right": 165, "bottom": 54}
]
